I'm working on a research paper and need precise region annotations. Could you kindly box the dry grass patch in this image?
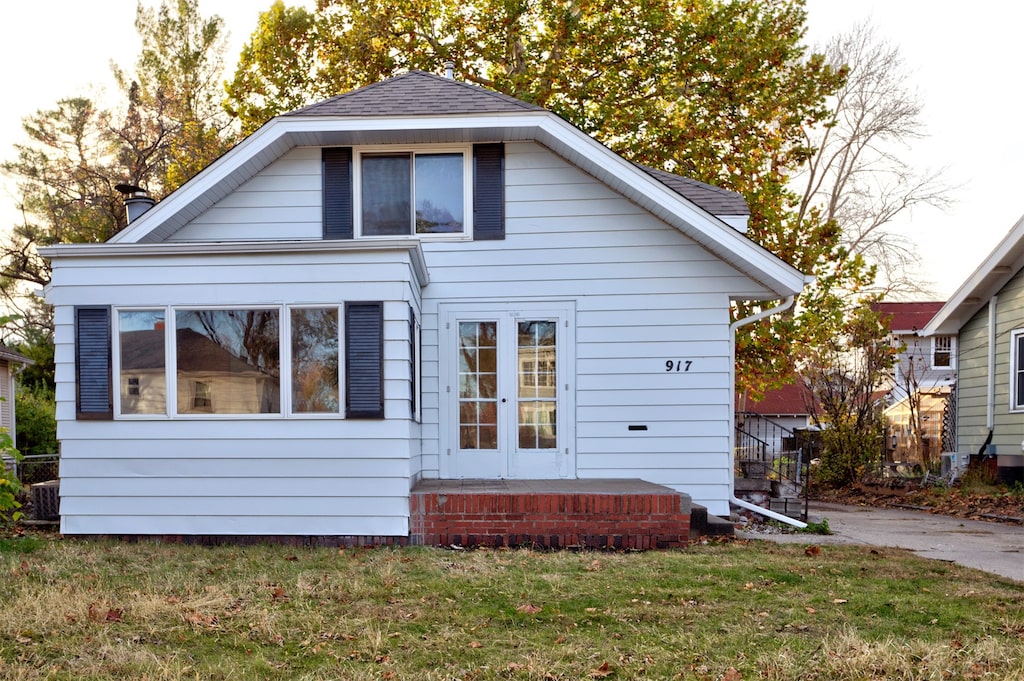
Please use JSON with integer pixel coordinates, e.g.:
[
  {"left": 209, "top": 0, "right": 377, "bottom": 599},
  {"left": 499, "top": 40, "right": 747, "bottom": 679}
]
[{"left": 0, "top": 535, "right": 1021, "bottom": 679}]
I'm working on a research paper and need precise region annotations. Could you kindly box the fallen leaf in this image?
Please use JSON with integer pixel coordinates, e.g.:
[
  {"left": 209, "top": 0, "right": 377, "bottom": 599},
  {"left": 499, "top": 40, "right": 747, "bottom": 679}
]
[
  {"left": 589, "top": 661, "right": 613, "bottom": 678},
  {"left": 585, "top": 607, "right": 598, "bottom": 613},
  {"left": 106, "top": 608, "right": 123, "bottom": 623},
  {"left": 469, "top": 641, "right": 483, "bottom": 648},
  {"left": 554, "top": 635, "right": 566, "bottom": 644},
  {"left": 833, "top": 599, "right": 848, "bottom": 605},
  {"left": 722, "top": 668, "right": 743, "bottom": 681},
  {"left": 805, "top": 545, "right": 821, "bottom": 557},
  {"left": 517, "top": 603, "right": 543, "bottom": 614},
  {"left": 271, "top": 587, "right": 288, "bottom": 600},
  {"left": 805, "top": 607, "right": 817, "bottom": 614},
  {"left": 285, "top": 555, "right": 298, "bottom": 562}
]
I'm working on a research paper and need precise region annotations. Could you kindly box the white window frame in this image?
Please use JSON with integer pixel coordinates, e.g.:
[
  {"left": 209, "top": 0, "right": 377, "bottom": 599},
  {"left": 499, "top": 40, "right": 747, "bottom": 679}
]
[
  {"left": 1012, "top": 328, "right": 1024, "bottom": 413},
  {"left": 112, "top": 305, "right": 345, "bottom": 420},
  {"left": 352, "top": 145, "right": 473, "bottom": 241},
  {"left": 931, "top": 335, "right": 955, "bottom": 369}
]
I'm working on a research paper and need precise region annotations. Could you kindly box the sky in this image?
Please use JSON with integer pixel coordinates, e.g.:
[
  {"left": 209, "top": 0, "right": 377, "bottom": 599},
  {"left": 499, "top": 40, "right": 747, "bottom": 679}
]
[{"left": 0, "top": 1, "right": 1021, "bottom": 300}]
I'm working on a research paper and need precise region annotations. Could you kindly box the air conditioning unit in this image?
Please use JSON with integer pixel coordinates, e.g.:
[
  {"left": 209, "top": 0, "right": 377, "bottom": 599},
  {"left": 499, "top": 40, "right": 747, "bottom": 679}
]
[{"left": 940, "top": 452, "right": 964, "bottom": 477}]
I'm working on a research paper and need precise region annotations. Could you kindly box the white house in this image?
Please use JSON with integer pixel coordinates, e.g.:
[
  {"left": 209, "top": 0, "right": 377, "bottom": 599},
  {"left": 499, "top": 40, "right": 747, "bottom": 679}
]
[{"left": 40, "top": 71, "right": 808, "bottom": 540}]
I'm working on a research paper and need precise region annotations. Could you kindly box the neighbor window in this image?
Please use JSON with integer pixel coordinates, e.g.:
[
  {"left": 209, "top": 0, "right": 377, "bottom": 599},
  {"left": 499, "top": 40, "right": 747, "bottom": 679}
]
[
  {"left": 1012, "top": 329, "right": 1024, "bottom": 412},
  {"left": 932, "top": 335, "right": 954, "bottom": 369},
  {"left": 359, "top": 150, "right": 467, "bottom": 236},
  {"left": 176, "top": 309, "right": 281, "bottom": 415},
  {"left": 118, "top": 310, "right": 167, "bottom": 415}
]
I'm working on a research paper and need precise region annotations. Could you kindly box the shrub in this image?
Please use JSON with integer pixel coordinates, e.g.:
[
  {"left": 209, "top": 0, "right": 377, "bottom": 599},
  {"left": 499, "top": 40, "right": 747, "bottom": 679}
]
[{"left": 15, "top": 383, "right": 56, "bottom": 458}]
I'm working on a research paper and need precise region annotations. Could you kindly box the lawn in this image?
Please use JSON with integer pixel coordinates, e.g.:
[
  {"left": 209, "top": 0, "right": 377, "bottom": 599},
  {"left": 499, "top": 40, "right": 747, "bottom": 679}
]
[{"left": 1, "top": 534, "right": 1022, "bottom": 680}]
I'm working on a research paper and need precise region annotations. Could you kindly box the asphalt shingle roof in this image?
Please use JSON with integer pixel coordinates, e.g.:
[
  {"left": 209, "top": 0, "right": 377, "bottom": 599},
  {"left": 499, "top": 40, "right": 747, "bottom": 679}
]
[
  {"left": 286, "top": 70, "right": 749, "bottom": 218},
  {"left": 285, "top": 70, "right": 543, "bottom": 117},
  {"left": 871, "top": 302, "right": 945, "bottom": 333}
]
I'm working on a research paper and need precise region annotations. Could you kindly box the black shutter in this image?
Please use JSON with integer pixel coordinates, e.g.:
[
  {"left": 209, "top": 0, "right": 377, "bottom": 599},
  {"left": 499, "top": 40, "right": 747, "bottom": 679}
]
[
  {"left": 346, "top": 302, "right": 384, "bottom": 419},
  {"left": 75, "top": 306, "right": 112, "bottom": 420},
  {"left": 323, "top": 147, "right": 354, "bottom": 239},
  {"left": 473, "top": 143, "right": 505, "bottom": 240},
  {"left": 409, "top": 306, "right": 417, "bottom": 419}
]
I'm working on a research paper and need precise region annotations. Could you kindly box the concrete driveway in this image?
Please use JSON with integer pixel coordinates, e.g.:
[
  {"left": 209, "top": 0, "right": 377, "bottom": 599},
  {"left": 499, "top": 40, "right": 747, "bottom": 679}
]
[{"left": 738, "top": 501, "right": 1024, "bottom": 582}]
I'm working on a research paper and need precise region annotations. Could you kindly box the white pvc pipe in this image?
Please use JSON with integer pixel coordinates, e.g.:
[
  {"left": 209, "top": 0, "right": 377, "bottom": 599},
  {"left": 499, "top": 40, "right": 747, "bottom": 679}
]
[{"left": 729, "top": 295, "right": 807, "bottom": 529}]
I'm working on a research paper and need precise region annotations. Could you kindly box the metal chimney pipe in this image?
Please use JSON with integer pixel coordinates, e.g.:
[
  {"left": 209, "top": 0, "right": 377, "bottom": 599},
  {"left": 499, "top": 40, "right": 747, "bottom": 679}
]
[
  {"left": 444, "top": 61, "right": 455, "bottom": 79},
  {"left": 115, "top": 184, "right": 156, "bottom": 224}
]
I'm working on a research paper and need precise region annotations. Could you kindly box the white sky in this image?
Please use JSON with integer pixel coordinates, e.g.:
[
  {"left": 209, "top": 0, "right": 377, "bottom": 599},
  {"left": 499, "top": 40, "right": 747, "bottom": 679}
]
[{"left": 1, "top": 1, "right": 1020, "bottom": 300}]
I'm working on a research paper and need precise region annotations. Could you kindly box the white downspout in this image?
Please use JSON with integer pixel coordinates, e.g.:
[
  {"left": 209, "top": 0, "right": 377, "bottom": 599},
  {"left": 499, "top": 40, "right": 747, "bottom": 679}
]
[{"left": 729, "top": 295, "right": 808, "bottom": 529}]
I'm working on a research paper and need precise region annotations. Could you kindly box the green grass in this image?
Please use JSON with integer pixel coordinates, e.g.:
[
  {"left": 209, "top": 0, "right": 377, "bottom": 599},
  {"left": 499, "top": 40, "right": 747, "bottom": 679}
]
[{"left": 0, "top": 534, "right": 1021, "bottom": 679}]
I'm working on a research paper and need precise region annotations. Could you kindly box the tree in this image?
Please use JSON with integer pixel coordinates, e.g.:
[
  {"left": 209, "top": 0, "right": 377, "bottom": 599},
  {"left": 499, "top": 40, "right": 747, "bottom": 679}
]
[
  {"left": 795, "top": 22, "right": 952, "bottom": 298},
  {"left": 802, "top": 304, "right": 895, "bottom": 486},
  {"left": 225, "top": 0, "right": 856, "bottom": 394},
  {"left": 0, "top": 0, "right": 234, "bottom": 336}
]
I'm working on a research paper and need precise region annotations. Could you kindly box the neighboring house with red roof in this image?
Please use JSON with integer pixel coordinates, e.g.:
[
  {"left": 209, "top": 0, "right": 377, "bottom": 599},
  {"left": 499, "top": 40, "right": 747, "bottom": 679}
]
[
  {"left": 39, "top": 71, "right": 809, "bottom": 541},
  {"left": 871, "top": 301, "right": 956, "bottom": 463},
  {"left": 736, "top": 381, "right": 820, "bottom": 472}
]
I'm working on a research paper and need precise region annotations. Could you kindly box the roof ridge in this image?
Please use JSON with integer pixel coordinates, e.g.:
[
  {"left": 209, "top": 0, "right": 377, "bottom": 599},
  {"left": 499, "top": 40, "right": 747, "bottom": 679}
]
[{"left": 284, "top": 69, "right": 543, "bottom": 117}]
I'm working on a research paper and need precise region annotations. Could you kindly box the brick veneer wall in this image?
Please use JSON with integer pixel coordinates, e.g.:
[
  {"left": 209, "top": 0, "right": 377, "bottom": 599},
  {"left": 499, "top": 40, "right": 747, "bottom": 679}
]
[{"left": 410, "top": 490, "right": 690, "bottom": 549}]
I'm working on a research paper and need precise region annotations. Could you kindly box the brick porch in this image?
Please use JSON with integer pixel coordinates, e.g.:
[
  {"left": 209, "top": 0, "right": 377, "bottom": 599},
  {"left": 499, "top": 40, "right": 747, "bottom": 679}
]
[{"left": 410, "top": 479, "right": 692, "bottom": 549}]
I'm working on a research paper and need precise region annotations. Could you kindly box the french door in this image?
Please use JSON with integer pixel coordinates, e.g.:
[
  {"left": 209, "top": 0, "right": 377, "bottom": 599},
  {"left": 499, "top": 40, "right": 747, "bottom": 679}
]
[{"left": 441, "top": 303, "right": 574, "bottom": 479}]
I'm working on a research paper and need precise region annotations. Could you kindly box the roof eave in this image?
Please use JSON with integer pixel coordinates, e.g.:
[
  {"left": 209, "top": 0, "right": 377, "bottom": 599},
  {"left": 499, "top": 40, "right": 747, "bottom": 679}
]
[
  {"left": 107, "top": 110, "right": 806, "bottom": 298},
  {"left": 922, "top": 214, "right": 1024, "bottom": 335}
]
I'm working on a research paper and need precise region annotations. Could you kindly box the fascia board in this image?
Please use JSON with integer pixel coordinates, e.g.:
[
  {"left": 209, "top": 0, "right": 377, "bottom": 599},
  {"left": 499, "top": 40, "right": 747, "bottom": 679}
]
[
  {"left": 40, "top": 239, "right": 430, "bottom": 288},
  {"left": 922, "top": 213, "right": 1024, "bottom": 335},
  {"left": 106, "top": 113, "right": 551, "bottom": 245},
  {"left": 106, "top": 110, "right": 806, "bottom": 297}
]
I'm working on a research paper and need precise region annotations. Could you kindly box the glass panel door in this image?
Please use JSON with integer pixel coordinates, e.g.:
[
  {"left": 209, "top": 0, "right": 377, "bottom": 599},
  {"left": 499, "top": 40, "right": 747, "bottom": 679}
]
[
  {"left": 517, "top": 321, "right": 557, "bottom": 450},
  {"left": 457, "top": 321, "right": 498, "bottom": 450},
  {"left": 445, "top": 304, "right": 573, "bottom": 480}
]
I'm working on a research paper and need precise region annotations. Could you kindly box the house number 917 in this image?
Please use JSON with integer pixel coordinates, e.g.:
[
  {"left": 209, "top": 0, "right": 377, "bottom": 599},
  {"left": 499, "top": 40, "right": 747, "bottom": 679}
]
[{"left": 665, "top": 360, "right": 692, "bottom": 372}]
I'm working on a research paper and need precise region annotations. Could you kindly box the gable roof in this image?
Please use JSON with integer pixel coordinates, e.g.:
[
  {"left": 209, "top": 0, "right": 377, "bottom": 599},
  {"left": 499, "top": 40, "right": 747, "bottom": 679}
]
[
  {"left": 922, "top": 214, "right": 1024, "bottom": 335},
  {"left": 0, "top": 345, "right": 32, "bottom": 366},
  {"left": 286, "top": 70, "right": 544, "bottom": 117},
  {"left": 55, "top": 70, "right": 808, "bottom": 298},
  {"left": 123, "top": 329, "right": 270, "bottom": 375},
  {"left": 289, "top": 72, "right": 750, "bottom": 218},
  {"left": 871, "top": 301, "right": 944, "bottom": 334},
  {"left": 738, "top": 381, "right": 819, "bottom": 417}
]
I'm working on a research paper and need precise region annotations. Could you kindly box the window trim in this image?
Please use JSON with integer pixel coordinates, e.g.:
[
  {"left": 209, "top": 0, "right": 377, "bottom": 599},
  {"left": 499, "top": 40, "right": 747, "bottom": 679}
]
[
  {"left": 931, "top": 335, "right": 956, "bottom": 370},
  {"left": 1012, "top": 328, "right": 1024, "bottom": 413},
  {"left": 352, "top": 145, "right": 473, "bottom": 241},
  {"left": 112, "top": 305, "right": 346, "bottom": 420}
]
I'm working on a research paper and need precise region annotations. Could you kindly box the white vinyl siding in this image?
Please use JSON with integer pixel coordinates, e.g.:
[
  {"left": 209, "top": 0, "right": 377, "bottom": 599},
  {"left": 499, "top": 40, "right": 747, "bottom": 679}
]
[
  {"left": 416, "top": 142, "right": 767, "bottom": 514},
  {"left": 49, "top": 140, "right": 774, "bottom": 527},
  {"left": 49, "top": 250, "right": 421, "bottom": 536},
  {"left": 168, "top": 147, "right": 323, "bottom": 242}
]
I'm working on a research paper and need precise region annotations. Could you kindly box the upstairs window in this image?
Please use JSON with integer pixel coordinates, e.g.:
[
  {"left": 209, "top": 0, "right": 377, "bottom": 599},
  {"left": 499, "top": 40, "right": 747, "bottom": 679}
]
[
  {"left": 932, "top": 335, "right": 954, "bottom": 369},
  {"left": 358, "top": 149, "right": 469, "bottom": 237}
]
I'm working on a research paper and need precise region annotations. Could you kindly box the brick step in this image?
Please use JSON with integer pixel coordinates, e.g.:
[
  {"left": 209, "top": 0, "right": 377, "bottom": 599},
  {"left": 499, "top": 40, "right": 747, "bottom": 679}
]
[{"left": 410, "top": 480, "right": 693, "bottom": 549}]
